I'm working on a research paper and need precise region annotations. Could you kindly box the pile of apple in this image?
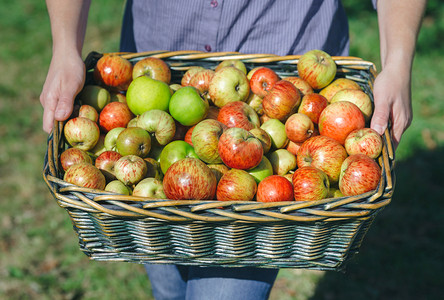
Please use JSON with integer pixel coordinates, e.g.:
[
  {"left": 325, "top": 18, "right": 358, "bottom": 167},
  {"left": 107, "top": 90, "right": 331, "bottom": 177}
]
[{"left": 60, "top": 49, "right": 384, "bottom": 203}]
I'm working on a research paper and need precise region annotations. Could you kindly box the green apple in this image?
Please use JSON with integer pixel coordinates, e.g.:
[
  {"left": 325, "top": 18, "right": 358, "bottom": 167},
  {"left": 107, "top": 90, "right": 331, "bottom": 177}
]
[
  {"left": 268, "top": 149, "right": 297, "bottom": 175},
  {"left": 260, "top": 119, "right": 289, "bottom": 149},
  {"left": 247, "top": 156, "right": 273, "bottom": 183},
  {"left": 132, "top": 177, "right": 166, "bottom": 199},
  {"left": 115, "top": 127, "right": 151, "bottom": 157},
  {"left": 215, "top": 59, "right": 247, "bottom": 74},
  {"left": 126, "top": 76, "right": 171, "bottom": 115},
  {"left": 105, "top": 180, "right": 132, "bottom": 195},
  {"left": 208, "top": 66, "right": 250, "bottom": 108},
  {"left": 169, "top": 86, "right": 209, "bottom": 126},
  {"left": 78, "top": 85, "right": 110, "bottom": 112},
  {"left": 137, "top": 109, "right": 176, "bottom": 146},
  {"left": 104, "top": 127, "right": 125, "bottom": 151},
  {"left": 159, "top": 140, "right": 199, "bottom": 174}
]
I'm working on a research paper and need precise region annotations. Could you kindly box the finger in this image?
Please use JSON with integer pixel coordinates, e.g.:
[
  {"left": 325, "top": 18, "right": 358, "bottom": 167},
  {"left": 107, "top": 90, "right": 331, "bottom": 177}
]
[
  {"left": 370, "top": 102, "right": 390, "bottom": 136},
  {"left": 54, "top": 81, "right": 83, "bottom": 121},
  {"left": 42, "top": 93, "right": 57, "bottom": 133}
]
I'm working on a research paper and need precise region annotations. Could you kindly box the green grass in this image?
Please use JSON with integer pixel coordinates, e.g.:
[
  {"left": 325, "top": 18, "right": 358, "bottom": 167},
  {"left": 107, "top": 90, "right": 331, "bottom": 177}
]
[{"left": 1, "top": 1, "right": 443, "bottom": 299}]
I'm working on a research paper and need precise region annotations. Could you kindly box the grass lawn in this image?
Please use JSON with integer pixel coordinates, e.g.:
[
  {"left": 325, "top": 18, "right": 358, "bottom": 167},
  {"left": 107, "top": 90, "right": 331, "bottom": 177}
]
[{"left": 1, "top": 1, "right": 443, "bottom": 299}]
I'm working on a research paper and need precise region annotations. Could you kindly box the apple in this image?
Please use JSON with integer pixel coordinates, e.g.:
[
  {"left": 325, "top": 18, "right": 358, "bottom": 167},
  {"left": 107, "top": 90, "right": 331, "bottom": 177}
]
[
  {"left": 60, "top": 147, "right": 92, "bottom": 171},
  {"left": 218, "top": 127, "right": 263, "bottom": 170},
  {"left": 297, "top": 135, "right": 348, "bottom": 184},
  {"left": 77, "top": 85, "right": 110, "bottom": 112},
  {"left": 95, "top": 150, "right": 123, "bottom": 182},
  {"left": 330, "top": 89, "right": 373, "bottom": 122},
  {"left": 246, "top": 93, "right": 264, "bottom": 116},
  {"left": 318, "top": 101, "right": 366, "bottom": 145},
  {"left": 184, "top": 125, "right": 196, "bottom": 146},
  {"left": 104, "top": 127, "right": 125, "bottom": 151},
  {"left": 282, "top": 76, "right": 313, "bottom": 97},
  {"left": 144, "top": 157, "right": 163, "bottom": 180},
  {"left": 93, "top": 54, "right": 133, "bottom": 91},
  {"left": 215, "top": 59, "right": 247, "bottom": 74},
  {"left": 327, "top": 186, "right": 344, "bottom": 198},
  {"left": 268, "top": 149, "right": 297, "bottom": 176},
  {"left": 188, "top": 68, "right": 215, "bottom": 101},
  {"left": 78, "top": 104, "right": 99, "bottom": 122},
  {"left": 136, "top": 109, "right": 176, "bottom": 146},
  {"left": 63, "top": 162, "right": 106, "bottom": 190},
  {"left": 115, "top": 127, "right": 151, "bottom": 157},
  {"left": 126, "top": 75, "right": 172, "bottom": 115},
  {"left": 132, "top": 177, "right": 166, "bottom": 199},
  {"left": 163, "top": 158, "right": 217, "bottom": 200},
  {"left": 89, "top": 134, "right": 106, "bottom": 157},
  {"left": 207, "top": 163, "right": 230, "bottom": 183},
  {"left": 292, "top": 166, "right": 330, "bottom": 201},
  {"left": 64, "top": 117, "right": 100, "bottom": 151},
  {"left": 217, "top": 100, "right": 260, "bottom": 130},
  {"left": 181, "top": 66, "right": 205, "bottom": 86},
  {"left": 159, "top": 140, "right": 199, "bottom": 174},
  {"left": 105, "top": 180, "right": 132, "bottom": 195},
  {"left": 262, "top": 80, "right": 301, "bottom": 121},
  {"left": 247, "top": 156, "right": 273, "bottom": 183},
  {"left": 249, "top": 67, "right": 280, "bottom": 98},
  {"left": 169, "top": 86, "right": 209, "bottom": 126},
  {"left": 297, "top": 93, "right": 328, "bottom": 124},
  {"left": 208, "top": 66, "right": 250, "bottom": 107},
  {"left": 319, "top": 78, "right": 361, "bottom": 102},
  {"left": 344, "top": 128, "right": 383, "bottom": 159},
  {"left": 297, "top": 49, "right": 337, "bottom": 90},
  {"left": 216, "top": 169, "right": 257, "bottom": 201},
  {"left": 127, "top": 116, "right": 139, "bottom": 128},
  {"left": 286, "top": 140, "right": 303, "bottom": 156},
  {"left": 191, "top": 119, "right": 227, "bottom": 164},
  {"left": 169, "top": 84, "right": 182, "bottom": 93},
  {"left": 256, "top": 175, "right": 294, "bottom": 202},
  {"left": 114, "top": 155, "right": 148, "bottom": 186},
  {"left": 260, "top": 118, "right": 288, "bottom": 149},
  {"left": 285, "top": 113, "right": 314, "bottom": 143},
  {"left": 249, "top": 127, "right": 272, "bottom": 154},
  {"left": 99, "top": 102, "right": 134, "bottom": 133},
  {"left": 132, "top": 56, "right": 171, "bottom": 83},
  {"left": 110, "top": 92, "right": 127, "bottom": 103},
  {"left": 339, "top": 154, "right": 381, "bottom": 196}
]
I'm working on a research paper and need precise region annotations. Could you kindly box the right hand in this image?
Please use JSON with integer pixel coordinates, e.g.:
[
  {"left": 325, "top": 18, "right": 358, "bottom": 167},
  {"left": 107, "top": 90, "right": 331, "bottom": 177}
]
[{"left": 40, "top": 51, "right": 86, "bottom": 133}]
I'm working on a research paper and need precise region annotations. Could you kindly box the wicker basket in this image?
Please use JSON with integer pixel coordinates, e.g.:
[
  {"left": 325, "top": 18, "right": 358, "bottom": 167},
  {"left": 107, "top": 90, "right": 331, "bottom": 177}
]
[{"left": 43, "top": 51, "right": 395, "bottom": 271}]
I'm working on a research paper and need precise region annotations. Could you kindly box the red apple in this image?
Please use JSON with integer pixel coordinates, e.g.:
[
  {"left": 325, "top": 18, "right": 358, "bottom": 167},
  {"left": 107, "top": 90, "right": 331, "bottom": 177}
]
[
  {"left": 256, "top": 175, "right": 294, "bottom": 202},
  {"left": 163, "top": 158, "right": 217, "bottom": 200},
  {"left": 95, "top": 150, "right": 122, "bottom": 181},
  {"left": 292, "top": 166, "right": 330, "bottom": 201},
  {"left": 297, "top": 135, "right": 348, "bottom": 184},
  {"left": 339, "top": 154, "right": 381, "bottom": 196},
  {"left": 113, "top": 155, "right": 148, "bottom": 186},
  {"left": 262, "top": 80, "right": 301, "bottom": 121},
  {"left": 188, "top": 68, "right": 215, "bottom": 101},
  {"left": 218, "top": 127, "right": 263, "bottom": 170},
  {"left": 216, "top": 169, "right": 257, "bottom": 201},
  {"left": 181, "top": 66, "right": 205, "bottom": 86},
  {"left": 344, "top": 128, "right": 383, "bottom": 159},
  {"left": 184, "top": 125, "right": 196, "bottom": 146},
  {"left": 286, "top": 140, "right": 303, "bottom": 156},
  {"left": 297, "top": 49, "right": 337, "bottom": 90},
  {"left": 217, "top": 101, "right": 260, "bottom": 130},
  {"left": 285, "top": 113, "right": 315, "bottom": 143},
  {"left": 318, "top": 101, "right": 366, "bottom": 145},
  {"left": 132, "top": 56, "right": 171, "bottom": 83},
  {"left": 60, "top": 147, "right": 92, "bottom": 171},
  {"left": 93, "top": 54, "right": 133, "bottom": 91},
  {"left": 297, "top": 93, "right": 328, "bottom": 124},
  {"left": 64, "top": 116, "right": 100, "bottom": 151},
  {"left": 191, "top": 119, "right": 227, "bottom": 164},
  {"left": 282, "top": 76, "right": 313, "bottom": 97},
  {"left": 99, "top": 102, "right": 134, "bottom": 133},
  {"left": 249, "top": 67, "right": 280, "bottom": 98},
  {"left": 63, "top": 162, "right": 106, "bottom": 190}
]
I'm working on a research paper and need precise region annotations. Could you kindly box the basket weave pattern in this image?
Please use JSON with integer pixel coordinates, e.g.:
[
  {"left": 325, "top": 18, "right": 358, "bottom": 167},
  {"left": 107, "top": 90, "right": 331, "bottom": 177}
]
[{"left": 43, "top": 51, "right": 395, "bottom": 270}]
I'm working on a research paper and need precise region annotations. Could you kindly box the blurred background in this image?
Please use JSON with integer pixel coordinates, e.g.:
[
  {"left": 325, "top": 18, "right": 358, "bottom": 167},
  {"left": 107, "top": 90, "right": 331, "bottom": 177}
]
[{"left": 1, "top": 1, "right": 443, "bottom": 299}]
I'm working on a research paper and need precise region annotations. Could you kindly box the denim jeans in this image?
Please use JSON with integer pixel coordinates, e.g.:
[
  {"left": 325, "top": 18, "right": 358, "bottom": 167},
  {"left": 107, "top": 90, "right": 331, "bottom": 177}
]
[{"left": 144, "top": 264, "right": 279, "bottom": 300}]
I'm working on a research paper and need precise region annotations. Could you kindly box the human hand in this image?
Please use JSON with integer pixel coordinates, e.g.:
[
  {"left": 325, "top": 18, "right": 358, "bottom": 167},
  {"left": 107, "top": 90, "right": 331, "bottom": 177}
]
[
  {"left": 370, "top": 64, "right": 413, "bottom": 149},
  {"left": 40, "top": 52, "right": 86, "bottom": 133}
]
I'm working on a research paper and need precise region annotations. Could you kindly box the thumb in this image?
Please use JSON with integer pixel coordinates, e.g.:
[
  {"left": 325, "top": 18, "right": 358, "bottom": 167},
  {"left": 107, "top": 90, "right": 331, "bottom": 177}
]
[{"left": 370, "top": 103, "right": 390, "bottom": 136}]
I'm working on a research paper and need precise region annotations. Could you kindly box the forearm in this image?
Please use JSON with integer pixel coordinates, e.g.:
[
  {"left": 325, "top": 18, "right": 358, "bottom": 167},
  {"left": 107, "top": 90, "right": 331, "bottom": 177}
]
[
  {"left": 377, "top": 0, "right": 426, "bottom": 73},
  {"left": 46, "top": 0, "right": 91, "bottom": 56}
]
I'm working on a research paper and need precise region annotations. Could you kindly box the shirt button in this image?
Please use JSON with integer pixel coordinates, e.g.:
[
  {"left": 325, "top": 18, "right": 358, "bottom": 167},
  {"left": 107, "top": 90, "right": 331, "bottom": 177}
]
[
  {"left": 205, "top": 44, "right": 212, "bottom": 52},
  {"left": 210, "top": 0, "right": 218, "bottom": 8}
]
